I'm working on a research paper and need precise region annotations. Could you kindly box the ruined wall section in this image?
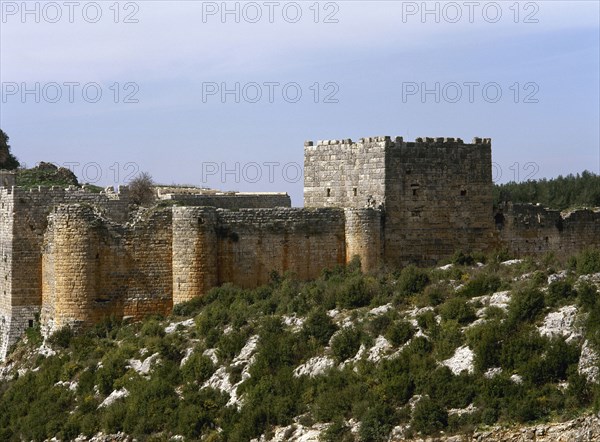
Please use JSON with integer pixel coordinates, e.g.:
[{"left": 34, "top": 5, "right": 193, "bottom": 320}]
[
  {"left": 159, "top": 192, "right": 291, "bottom": 209},
  {"left": 497, "top": 203, "right": 600, "bottom": 258},
  {"left": 384, "top": 137, "right": 495, "bottom": 266},
  {"left": 216, "top": 208, "right": 347, "bottom": 290},
  {"left": 41, "top": 205, "right": 172, "bottom": 337},
  {"left": 172, "top": 207, "right": 218, "bottom": 304},
  {"left": 344, "top": 208, "right": 383, "bottom": 273},
  {"left": 304, "top": 138, "right": 388, "bottom": 209},
  {"left": 123, "top": 208, "right": 173, "bottom": 319},
  {"left": 2, "top": 187, "right": 130, "bottom": 351}
]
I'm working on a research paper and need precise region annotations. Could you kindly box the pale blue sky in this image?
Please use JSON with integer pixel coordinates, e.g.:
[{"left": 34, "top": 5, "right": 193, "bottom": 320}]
[{"left": 1, "top": 1, "right": 598, "bottom": 205}]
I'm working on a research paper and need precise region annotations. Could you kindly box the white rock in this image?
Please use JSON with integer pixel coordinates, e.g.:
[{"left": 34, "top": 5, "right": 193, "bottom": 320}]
[
  {"left": 548, "top": 270, "right": 568, "bottom": 285},
  {"left": 341, "top": 344, "right": 366, "bottom": 367},
  {"left": 579, "top": 340, "right": 599, "bottom": 383},
  {"left": 99, "top": 388, "right": 129, "bottom": 408},
  {"left": 266, "top": 423, "right": 329, "bottom": 442},
  {"left": 578, "top": 272, "right": 600, "bottom": 285},
  {"left": 438, "top": 263, "right": 454, "bottom": 271},
  {"left": 511, "top": 374, "right": 523, "bottom": 384},
  {"left": 484, "top": 367, "right": 503, "bottom": 378},
  {"left": 369, "top": 303, "right": 392, "bottom": 316},
  {"left": 489, "top": 291, "right": 511, "bottom": 309},
  {"left": 282, "top": 315, "right": 305, "bottom": 330},
  {"left": 501, "top": 259, "right": 523, "bottom": 266},
  {"left": 442, "top": 345, "right": 474, "bottom": 375},
  {"left": 234, "top": 335, "right": 259, "bottom": 364},
  {"left": 202, "top": 336, "right": 259, "bottom": 409},
  {"left": 203, "top": 366, "right": 233, "bottom": 398},
  {"left": 367, "top": 336, "right": 392, "bottom": 362},
  {"left": 128, "top": 352, "right": 160, "bottom": 375},
  {"left": 538, "top": 305, "right": 581, "bottom": 343},
  {"left": 294, "top": 356, "right": 335, "bottom": 378},
  {"left": 38, "top": 343, "right": 57, "bottom": 357},
  {"left": 203, "top": 348, "right": 218, "bottom": 364},
  {"left": 164, "top": 318, "right": 194, "bottom": 334},
  {"left": 327, "top": 309, "right": 340, "bottom": 318},
  {"left": 55, "top": 380, "right": 78, "bottom": 391},
  {"left": 180, "top": 347, "right": 194, "bottom": 367},
  {"left": 449, "top": 403, "right": 477, "bottom": 416}
]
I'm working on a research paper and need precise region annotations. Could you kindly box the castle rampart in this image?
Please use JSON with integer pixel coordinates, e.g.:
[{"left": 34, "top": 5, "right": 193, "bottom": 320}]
[
  {"left": 158, "top": 190, "right": 291, "bottom": 209},
  {"left": 497, "top": 203, "right": 600, "bottom": 258},
  {"left": 0, "top": 135, "right": 599, "bottom": 359}
]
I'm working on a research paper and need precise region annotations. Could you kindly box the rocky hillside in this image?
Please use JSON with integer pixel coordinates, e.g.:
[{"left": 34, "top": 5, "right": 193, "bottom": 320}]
[{"left": 1, "top": 249, "right": 600, "bottom": 441}]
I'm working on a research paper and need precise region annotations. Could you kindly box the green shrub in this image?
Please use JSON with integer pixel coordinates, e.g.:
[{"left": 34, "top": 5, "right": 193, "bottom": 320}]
[
  {"left": 546, "top": 280, "right": 577, "bottom": 307},
  {"left": 521, "top": 339, "right": 579, "bottom": 385},
  {"left": 336, "top": 275, "right": 375, "bottom": 308},
  {"left": 331, "top": 327, "right": 362, "bottom": 363},
  {"left": 385, "top": 320, "right": 414, "bottom": 347},
  {"left": 48, "top": 326, "right": 74, "bottom": 349},
  {"left": 440, "top": 297, "right": 476, "bottom": 325},
  {"left": 432, "top": 320, "right": 464, "bottom": 361},
  {"left": 411, "top": 397, "right": 448, "bottom": 435},
  {"left": 457, "top": 272, "right": 501, "bottom": 298},
  {"left": 571, "top": 249, "right": 600, "bottom": 275},
  {"left": 181, "top": 352, "right": 216, "bottom": 384},
  {"left": 376, "top": 359, "right": 414, "bottom": 406},
  {"left": 358, "top": 403, "right": 395, "bottom": 442},
  {"left": 507, "top": 288, "right": 545, "bottom": 325},
  {"left": 319, "top": 417, "right": 353, "bottom": 442},
  {"left": 416, "top": 310, "right": 437, "bottom": 332},
  {"left": 422, "top": 285, "right": 446, "bottom": 306},
  {"left": 172, "top": 296, "right": 205, "bottom": 317},
  {"left": 397, "top": 265, "right": 430, "bottom": 295},
  {"left": 499, "top": 327, "right": 545, "bottom": 371},
  {"left": 302, "top": 310, "right": 338, "bottom": 346},
  {"left": 367, "top": 313, "right": 393, "bottom": 337},
  {"left": 217, "top": 330, "right": 248, "bottom": 362},
  {"left": 141, "top": 319, "right": 166, "bottom": 338},
  {"left": 579, "top": 281, "right": 599, "bottom": 311},
  {"left": 452, "top": 250, "right": 476, "bottom": 266},
  {"left": 467, "top": 320, "right": 506, "bottom": 372}
]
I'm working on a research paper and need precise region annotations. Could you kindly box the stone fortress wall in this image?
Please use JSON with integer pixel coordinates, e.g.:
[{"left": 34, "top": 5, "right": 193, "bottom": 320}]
[{"left": 0, "top": 134, "right": 598, "bottom": 359}]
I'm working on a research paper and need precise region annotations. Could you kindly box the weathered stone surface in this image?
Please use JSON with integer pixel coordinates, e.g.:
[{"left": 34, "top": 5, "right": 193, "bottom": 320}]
[
  {"left": 496, "top": 202, "right": 600, "bottom": 258},
  {"left": 1, "top": 135, "right": 599, "bottom": 360}
]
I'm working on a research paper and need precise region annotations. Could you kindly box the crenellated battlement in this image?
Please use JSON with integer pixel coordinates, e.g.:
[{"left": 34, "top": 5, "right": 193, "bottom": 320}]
[{"left": 305, "top": 136, "right": 490, "bottom": 148}]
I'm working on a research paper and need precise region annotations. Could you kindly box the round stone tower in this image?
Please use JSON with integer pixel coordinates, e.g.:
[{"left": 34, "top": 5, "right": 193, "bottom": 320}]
[
  {"left": 41, "top": 204, "right": 101, "bottom": 335},
  {"left": 344, "top": 208, "right": 383, "bottom": 273},
  {"left": 172, "top": 206, "right": 219, "bottom": 304}
]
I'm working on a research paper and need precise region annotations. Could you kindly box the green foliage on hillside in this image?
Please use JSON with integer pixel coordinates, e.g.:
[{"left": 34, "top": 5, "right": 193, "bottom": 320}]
[
  {"left": 494, "top": 171, "right": 600, "bottom": 210},
  {"left": 1, "top": 248, "right": 600, "bottom": 441},
  {"left": 0, "top": 129, "right": 20, "bottom": 170}
]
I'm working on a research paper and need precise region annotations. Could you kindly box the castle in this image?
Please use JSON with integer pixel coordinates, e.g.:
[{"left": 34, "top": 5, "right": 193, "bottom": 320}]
[{"left": 0, "top": 136, "right": 599, "bottom": 360}]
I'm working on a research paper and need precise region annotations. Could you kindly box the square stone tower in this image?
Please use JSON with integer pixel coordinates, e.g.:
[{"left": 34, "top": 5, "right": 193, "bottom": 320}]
[{"left": 304, "top": 136, "right": 495, "bottom": 266}]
